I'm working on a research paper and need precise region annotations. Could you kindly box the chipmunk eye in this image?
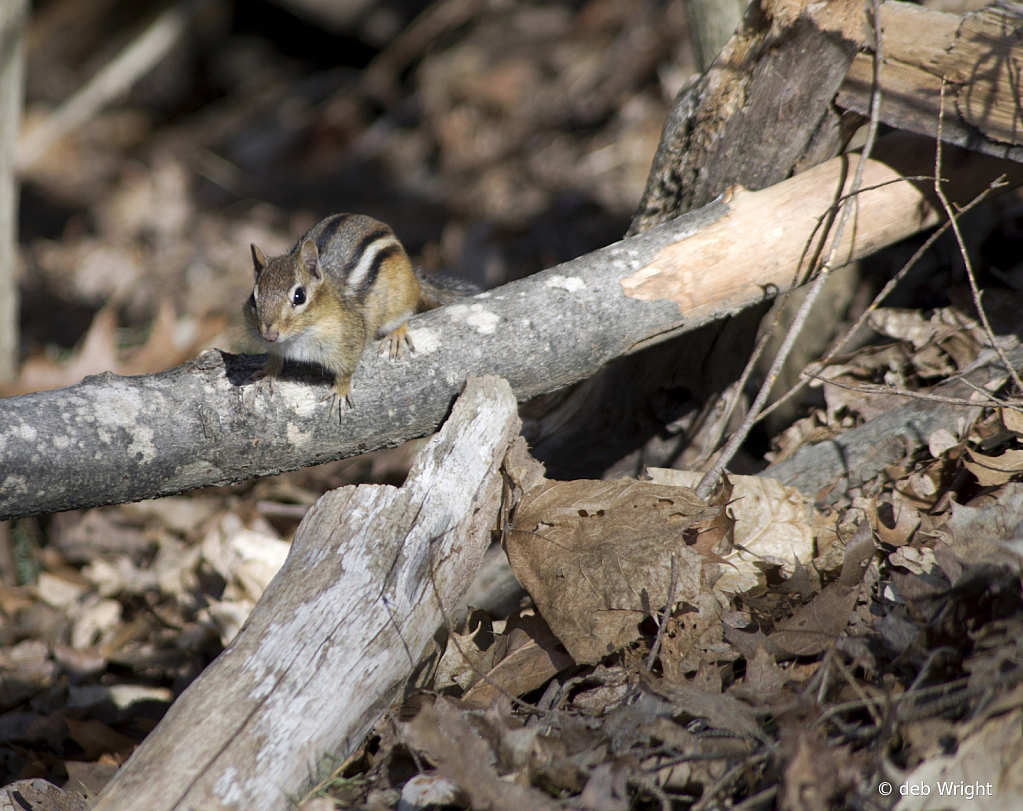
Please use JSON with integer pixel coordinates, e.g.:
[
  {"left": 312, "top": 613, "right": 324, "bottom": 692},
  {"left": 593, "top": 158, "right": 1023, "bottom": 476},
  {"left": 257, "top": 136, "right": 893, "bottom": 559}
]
[{"left": 291, "top": 287, "right": 306, "bottom": 306}]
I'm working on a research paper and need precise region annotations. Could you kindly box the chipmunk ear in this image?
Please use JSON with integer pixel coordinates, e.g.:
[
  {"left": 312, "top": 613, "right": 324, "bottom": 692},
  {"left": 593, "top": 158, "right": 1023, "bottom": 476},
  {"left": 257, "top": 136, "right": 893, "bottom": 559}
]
[
  {"left": 251, "top": 244, "right": 267, "bottom": 277},
  {"left": 299, "top": 239, "right": 322, "bottom": 280}
]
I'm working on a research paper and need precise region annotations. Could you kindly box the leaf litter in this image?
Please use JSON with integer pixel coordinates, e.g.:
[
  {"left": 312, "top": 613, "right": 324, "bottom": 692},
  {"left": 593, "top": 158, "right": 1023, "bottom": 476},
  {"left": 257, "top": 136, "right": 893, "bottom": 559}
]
[{"left": 12, "top": 298, "right": 1023, "bottom": 809}]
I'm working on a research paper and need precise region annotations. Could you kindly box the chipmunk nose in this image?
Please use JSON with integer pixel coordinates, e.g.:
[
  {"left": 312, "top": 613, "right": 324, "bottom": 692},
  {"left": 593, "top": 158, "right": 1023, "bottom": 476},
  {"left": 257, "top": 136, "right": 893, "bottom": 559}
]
[{"left": 262, "top": 328, "right": 279, "bottom": 342}]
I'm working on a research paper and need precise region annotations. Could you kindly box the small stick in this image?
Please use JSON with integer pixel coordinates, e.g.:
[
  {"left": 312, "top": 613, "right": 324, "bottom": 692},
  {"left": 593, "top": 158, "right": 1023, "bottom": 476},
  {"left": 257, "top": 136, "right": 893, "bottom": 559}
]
[
  {"left": 932, "top": 80, "right": 1023, "bottom": 395},
  {"left": 696, "top": 0, "right": 886, "bottom": 501}
]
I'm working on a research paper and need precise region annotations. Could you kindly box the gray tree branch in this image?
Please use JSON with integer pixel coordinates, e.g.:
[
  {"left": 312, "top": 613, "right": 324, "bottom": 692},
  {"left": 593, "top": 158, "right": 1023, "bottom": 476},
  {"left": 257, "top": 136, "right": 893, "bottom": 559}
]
[{"left": 1, "top": 133, "right": 1019, "bottom": 520}]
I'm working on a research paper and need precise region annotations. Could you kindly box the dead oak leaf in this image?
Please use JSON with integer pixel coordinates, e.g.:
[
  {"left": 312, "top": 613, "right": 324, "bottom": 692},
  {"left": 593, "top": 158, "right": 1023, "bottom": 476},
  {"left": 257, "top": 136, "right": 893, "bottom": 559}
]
[
  {"left": 767, "top": 582, "right": 860, "bottom": 658},
  {"left": 506, "top": 479, "right": 715, "bottom": 664},
  {"left": 964, "top": 448, "right": 1023, "bottom": 488}
]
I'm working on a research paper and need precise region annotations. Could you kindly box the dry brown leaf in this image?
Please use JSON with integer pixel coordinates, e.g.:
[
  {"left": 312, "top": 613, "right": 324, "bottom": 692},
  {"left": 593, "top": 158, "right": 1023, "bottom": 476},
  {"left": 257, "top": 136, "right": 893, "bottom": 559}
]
[
  {"left": 780, "top": 729, "right": 863, "bottom": 811},
  {"left": 894, "top": 707, "right": 1023, "bottom": 811},
  {"left": 434, "top": 609, "right": 497, "bottom": 693},
  {"left": 1002, "top": 407, "right": 1023, "bottom": 436},
  {"left": 1, "top": 300, "right": 227, "bottom": 397},
  {"left": 741, "top": 645, "right": 786, "bottom": 697},
  {"left": 9, "top": 305, "right": 120, "bottom": 397},
  {"left": 768, "top": 411, "right": 840, "bottom": 465},
  {"left": 404, "top": 697, "right": 561, "bottom": 811},
  {"left": 461, "top": 614, "right": 573, "bottom": 708},
  {"left": 659, "top": 592, "right": 724, "bottom": 683},
  {"left": 648, "top": 470, "right": 816, "bottom": 595},
  {"left": 767, "top": 583, "right": 860, "bottom": 658},
  {"left": 899, "top": 459, "right": 947, "bottom": 509},
  {"left": 506, "top": 479, "right": 713, "bottom": 664},
  {"left": 689, "top": 475, "right": 735, "bottom": 557},
  {"left": 964, "top": 448, "right": 1023, "bottom": 488},
  {"left": 944, "top": 484, "right": 1023, "bottom": 565},
  {"left": 640, "top": 672, "right": 761, "bottom": 738},
  {"left": 875, "top": 493, "right": 921, "bottom": 547}
]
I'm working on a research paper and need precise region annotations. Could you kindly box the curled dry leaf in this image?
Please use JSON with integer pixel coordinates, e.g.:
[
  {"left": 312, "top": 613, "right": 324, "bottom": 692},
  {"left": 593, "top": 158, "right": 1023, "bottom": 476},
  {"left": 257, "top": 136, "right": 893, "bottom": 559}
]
[
  {"left": 648, "top": 469, "right": 816, "bottom": 595},
  {"left": 505, "top": 478, "right": 716, "bottom": 664},
  {"left": 964, "top": 448, "right": 1023, "bottom": 488}
]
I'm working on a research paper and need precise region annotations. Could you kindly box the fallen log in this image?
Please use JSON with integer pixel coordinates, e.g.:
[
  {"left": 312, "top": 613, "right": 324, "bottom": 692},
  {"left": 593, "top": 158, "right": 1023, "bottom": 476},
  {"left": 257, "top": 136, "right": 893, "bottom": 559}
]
[{"left": 89, "top": 374, "right": 519, "bottom": 811}]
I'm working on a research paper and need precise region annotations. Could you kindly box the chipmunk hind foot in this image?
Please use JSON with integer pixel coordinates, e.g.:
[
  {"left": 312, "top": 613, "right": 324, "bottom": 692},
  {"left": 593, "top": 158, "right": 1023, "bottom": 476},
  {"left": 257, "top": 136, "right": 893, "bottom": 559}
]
[{"left": 378, "top": 322, "right": 414, "bottom": 360}]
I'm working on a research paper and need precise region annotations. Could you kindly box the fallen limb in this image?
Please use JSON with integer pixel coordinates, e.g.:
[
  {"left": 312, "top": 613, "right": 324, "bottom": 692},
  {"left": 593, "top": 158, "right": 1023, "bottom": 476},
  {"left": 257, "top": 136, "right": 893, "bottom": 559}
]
[
  {"left": 1, "top": 133, "right": 1021, "bottom": 520},
  {"left": 90, "top": 375, "right": 519, "bottom": 811}
]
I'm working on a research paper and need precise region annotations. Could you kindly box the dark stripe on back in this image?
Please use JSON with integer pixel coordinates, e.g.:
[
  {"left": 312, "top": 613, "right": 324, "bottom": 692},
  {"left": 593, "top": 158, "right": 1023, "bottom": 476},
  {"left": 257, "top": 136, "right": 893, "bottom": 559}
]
[
  {"left": 311, "top": 214, "right": 352, "bottom": 255},
  {"left": 341, "top": 227, "right": 392, "bottom": 280},
  {"left": 354, "top": 244, "right": 401, "bottom": 302}
]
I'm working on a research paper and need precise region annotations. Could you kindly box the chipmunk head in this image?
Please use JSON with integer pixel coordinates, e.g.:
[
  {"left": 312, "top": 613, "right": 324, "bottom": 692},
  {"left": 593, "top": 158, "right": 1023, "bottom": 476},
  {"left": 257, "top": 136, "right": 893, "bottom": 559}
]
[{"left": 248, "top": 239, "right": 325, "bottom": 343}]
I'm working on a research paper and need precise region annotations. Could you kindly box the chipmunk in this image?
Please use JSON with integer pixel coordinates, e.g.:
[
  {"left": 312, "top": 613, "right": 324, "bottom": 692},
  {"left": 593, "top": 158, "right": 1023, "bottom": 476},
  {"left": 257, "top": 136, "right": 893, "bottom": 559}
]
[{"left": 245, "top": 213, "right": 475, "bottom": 418}]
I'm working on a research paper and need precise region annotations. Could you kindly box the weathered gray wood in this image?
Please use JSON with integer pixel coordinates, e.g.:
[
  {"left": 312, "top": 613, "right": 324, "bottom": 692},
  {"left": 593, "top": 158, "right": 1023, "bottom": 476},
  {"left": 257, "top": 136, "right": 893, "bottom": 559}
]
[
  {"left": 630, "top": 0, "right": 863, "bottom": 234},
  {"left": 837, "top": 2, "right": 1023, "bottom": 163},
  {"left": 2, "top": 134, "right": 1020, "bottom": 521},
  {"left": 764, "top": 346, "right": 1023, "bottom": 502},
  {"left": 0, "top": 0, "right": 26, "bottom": 382},
  {"left": 90, "top": 375, "right": 519, "bottom": 811}
]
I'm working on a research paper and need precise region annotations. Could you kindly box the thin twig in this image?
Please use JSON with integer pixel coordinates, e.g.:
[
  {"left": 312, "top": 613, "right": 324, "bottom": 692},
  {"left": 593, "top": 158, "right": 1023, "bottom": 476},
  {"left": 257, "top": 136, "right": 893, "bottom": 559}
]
[
  {"left": 696, "top": 0, "right": 886, "bottom": 501},
  {"left": 804, "top": 370, "right": 1017, "bottom": 411},
  {"left": 932, "top": 80, "right": 1023, "bottom": 395},
  {"left": 646, "top": 553, "right": 679, "bottom": 671},
  {"left": 711, "top": 174, "right": 947, "bottom": 446},
  {"left": 755, "top": 180, "right": 1004, "bottom": 426}
]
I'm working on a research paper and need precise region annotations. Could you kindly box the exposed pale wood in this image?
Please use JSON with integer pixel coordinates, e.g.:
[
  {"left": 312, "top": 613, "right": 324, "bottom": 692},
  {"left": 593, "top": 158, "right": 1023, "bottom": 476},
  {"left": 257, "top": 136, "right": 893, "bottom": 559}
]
[
  {"left": 2, "top": 133, "right": 1021, "bottom": 521},
  {"left": 838, "top": 1, "right": 1023, "bottom": 161},
  {"left": 0, "top": 0, "right": 27, "bottom": 382},
  {"left": 90, "top": 375, "right": 519, "bottom": 811}
]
